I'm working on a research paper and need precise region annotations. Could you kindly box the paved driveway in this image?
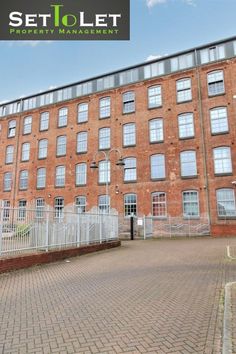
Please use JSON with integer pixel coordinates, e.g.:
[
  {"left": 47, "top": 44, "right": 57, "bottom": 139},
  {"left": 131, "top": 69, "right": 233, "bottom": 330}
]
[{"left": 0, "top": 238, "right": 236, "bottom": 354}]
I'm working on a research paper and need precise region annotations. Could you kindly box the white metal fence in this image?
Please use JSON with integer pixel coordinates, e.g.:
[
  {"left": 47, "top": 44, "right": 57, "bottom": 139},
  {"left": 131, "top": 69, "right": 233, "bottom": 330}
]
[
  {"left": 118, "top": 215, "right": 210, "bottom": 239},
  {"left": 0, "top": 205, "right": 118, "bottom": 257}
]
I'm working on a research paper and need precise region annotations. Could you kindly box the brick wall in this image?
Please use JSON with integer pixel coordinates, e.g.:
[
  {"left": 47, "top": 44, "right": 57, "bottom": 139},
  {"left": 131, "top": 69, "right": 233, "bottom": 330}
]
[
  {"left": 1, "top": 57, "right": 236, "bottom": 236},
  {"left": 0, "top": 240, "right": 121, "bottom": 274}
]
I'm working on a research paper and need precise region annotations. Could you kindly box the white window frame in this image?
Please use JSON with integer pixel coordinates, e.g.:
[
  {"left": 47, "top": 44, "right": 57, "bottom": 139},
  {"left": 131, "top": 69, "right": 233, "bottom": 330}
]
[
  {"left": 148, "top": 85, "right": 162, "bottom": 109},
  {"left": 5, "top": 145, "right": 14, "bottom": 164},
  {"left": 37, "top": 168, "right": 46, "bottom": 189},
  {"left": 152, "top": 192, "right": 167, "bottom": 218},
  {"left": 23, "top": 116, "right": 32, "bottom": 135},
  {"left": 99, "top": 128, "right": 110, "bottom": 150},
  {"left": 216, "top": 188, "right": 236, "bottom": 217},
  {"left": 76, "top": 163, "right": 87, "bottom": 186},
  {"left": 21, "top": 142, "right": 30, "bottom": 161},
  {"left": 124, "top": 194, "right": 137, "bottom": 216},
  {"left": 77, "top": 132, "right": 88, "bottom": 153},
  {"left": 124, "top": 158, "right": 137, "bottom": 182},
  {"left": 55, "top": 166, "right": 66, "bottom": 187},
  {"left": 78, "top": 103, "right": 88, "bottom": 123},
  {"left": 180, "top": 150, "right": 197, "bottom": 177},
  {"left": 210, "top": 107, "right": 228, "bottom": 134},
  {"left": 207, "top": 70, "right": 225, "bottom": 96},
  {"left": 58, "top": 107, "right": 68, "bottom": 127},
  {"left": 99, "top": 97, "right": 111, "bottom": 119},
  {"left": 123, "top": 92, "right": 135, "bottom": 114},
  {"left": 149, "top": 119, "right": 164, "bottom": 143},
  {"left": 178, "top": 113, "right": 194, "bottom": 139},
  {"left": 176, "top": 78, "right": 192, "bottom": 103},
  {"left": 123, "top": 123, "right": 136, "bottom": 147},
  {"left": 182, "top": 190, "right": 200, "bottom": 218},
  {"left": 40, "top": 112, "right": 49, "bottom": 131},
  {"left": 213, "top": 147, "right": 232, "bottom": 175},
  {"left": 150, "top": 154, "right": 166, "bottom": 180},
  {"left": 38, "top": 139, "right": 48, "bottom": 159},
  {"left": 56, "top": 135, "right": 67, "bottom": 157}
]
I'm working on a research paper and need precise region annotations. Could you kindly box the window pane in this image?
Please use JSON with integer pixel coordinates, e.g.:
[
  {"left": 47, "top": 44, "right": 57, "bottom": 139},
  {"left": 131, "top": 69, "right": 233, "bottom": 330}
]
[
  {"left": 99, "top": 128, "right": 110, "bottom": 150},
  {"left": 178, "top": 113, "right": 194, "bottom": 138},
  {"left": 55, "top": 166, "right": 65, "bottom": 187},
  {"left": 78, "top": 103, "right": 88, "bottom": 123},
  {"left": 123, "top": 92, "right": 135, "bottom": 114},
  {"left": 99, "top": 161, "right": 110, "bottom": 183},
  {"left": 217, "top": 189, "right": 236, "bottom": 217},
  {"left": 210, "top": 107, "right": 228, "bottom": 134},
  {"left": 148, "top": 86, "right": 162, "bottom": 108},
  {"left": 38, "top": 139, "right": 48, "bottom": 159},
  {"left": 58, "top": 108, "right": 68, "bottom": 127},
  {"left": 123, "top": 123, "right": 136, "bottom": 146},
  {"left": 177, "top": 79, "right": 192, "bottom": 103},
  {"left": 23, "top": 116, "right": 32, "bottom": 134},
  {"left": 76, "top": 163, "right": 87, "bottom": 185},
  {"left": 124, "top": 158, "right": 137, "bottom": 182},
  {"left": 180, "top": 151, "right": 197, "bottom": 177},
  {"left": 21, "top": 143, "right": 30, "bottom": 161},
  {"left": 5, "top": 145, "right": 14, "bottom": 164},
  {"left": 37, "top": 168, "right": 46, "bottom": 188},
  {"left": 77, "top": 132, "right": 88, "bottom": 153},
  {"left": 98, "top": 195, "right": 110, "bottom": 213},
  {"left": 75, "top": 196, "right": 86, "bottom": 213},
  {"left": 151, "top": 154, "right": 165, "bottom": 179},
  {"left": 57, "top": 136, "right": 67, "bottom": 156},
  {"left": 149, "top": 119, "right": 163, "bottom": 143},
  {"left": 100, "top": 97, "right": 111, "bottom": 118},
  {"left": 152, "top": 192, "right": 167, "bottom": 217},
  {"left": 213, "top": 147, "right": 232, "bottom": 174},
  {"left": 124, "top": 194, "right": 137, "bottom": 216},
  {"left": 183, "top": 191, "right": 199, "bottom": 217},
  {"left": 40, "top": 112, "right": 49, "bottom": 131}
]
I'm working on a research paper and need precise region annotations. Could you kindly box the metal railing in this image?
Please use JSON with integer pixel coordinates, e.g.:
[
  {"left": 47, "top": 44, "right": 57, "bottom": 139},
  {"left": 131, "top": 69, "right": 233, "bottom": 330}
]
[{"left": 0, "top": 205, "right": 118, "bottom": 257}]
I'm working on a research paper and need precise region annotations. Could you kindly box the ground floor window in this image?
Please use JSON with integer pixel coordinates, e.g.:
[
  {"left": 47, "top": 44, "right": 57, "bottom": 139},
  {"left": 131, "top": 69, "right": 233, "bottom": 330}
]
[
  {"left": 216, "top": 188, "right": 236, "bottom": 217},
  {"left": 3, "top": 200, "right": 10, "bottom": 221},
  {"left": 35, "top": 198, "right": 45, "bottom": 219},
  {"left": 124, "top": 194, "right": 137, "bottom": 216},
  {"left": 54, "top": 197, "right": 64, "bottom": 220},
  {"left": 75, "top": 196, "right": 86, "bottom": 213},
  {"left": 152, "top": 192, "right": 167, "bottom": 217},
  {"left": 98, "top": 195, "right": 110, "bottom": 213},
  {"left": 182, "top": 191, "right": 199, "bottom": 218},
  {"left": 18, "top": 200, "right": 27, "bottom": 220}
]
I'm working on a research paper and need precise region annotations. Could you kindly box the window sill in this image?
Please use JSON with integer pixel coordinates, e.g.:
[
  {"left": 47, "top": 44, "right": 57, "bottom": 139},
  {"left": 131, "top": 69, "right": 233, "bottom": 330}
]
[
  {"left": 183, "top": 217, "right": 200, "bottom": 220},
  {"left": 56, "top": 154, "right": 67, "bottom": 158},
  {"left": 122, "top": 111, "right": 135, "bottom": 115},
  {"left": 76, "top": 151, "right": 88, "bottom": 155},
  {"left": 5, "top": 162, "right": 13, "bottom": 165},
  {"left": 55, "top": 186, "right": 65, "bottom": 189},
  {"left": 77, "top": 121, "right": 88, "bottom": 125},
  {"left": 99, "top": 116, "right": 111, "bottom": 120},
  {"left": 123, "top": 144, "right": 136, "bottom": 148},
  {"left": 215, "top": 173, "right": 233, "bottom": 177},
  {"left": 38, "top": 157, "right": 47, "bottom": 160},
  {"left": 177, "top": 99, "right": 193, "bottom": 105},
  {"left": 181, "top": 175, "right": 198, "bottom": 179},
  {"left": 98, "top": 147, "right": 110, "bottom": 151},
  {"left": 98, "top": 182, "right": 111, "bottom": 186},
  {"left": 218, "top": 216, "right": 236, "bottom": 220},
  {"left": 57, "top": 125, "right": 68, "bottom": 129},
  {"left": 150, "top": 140, "right": 164, "bottom": 145},
  {"left": 124, "top": 180, "right": 137, "bottom": 184},
  {"left": 148, "top": 105, "right": 162, "bottom": 110},
  {"left": 208, "top": 92, "right": 225, "bottom": 98},
  {"left": 36, "top": 187, "right": 46, "bottom": 190},
  {"left": 76, "top": 184, "right": 87, "bottom": 187},
  {"left": 179, "top": 136, "right": 195, "bottom": 141},
  {"left": 211, "top": 131, "right": 229, "bottom": 136},
  {"left": 151, "top": 178, "right": 166, "bottom": 181}
]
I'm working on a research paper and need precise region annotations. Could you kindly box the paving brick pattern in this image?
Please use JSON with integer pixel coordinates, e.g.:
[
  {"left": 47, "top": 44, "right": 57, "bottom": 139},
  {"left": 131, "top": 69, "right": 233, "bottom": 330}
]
[
  {"left": 0, "top": 238, "right": 236, "bottom": 354},
  {"left": 231, "top": 284, "right": 236, "bottom": 354}
]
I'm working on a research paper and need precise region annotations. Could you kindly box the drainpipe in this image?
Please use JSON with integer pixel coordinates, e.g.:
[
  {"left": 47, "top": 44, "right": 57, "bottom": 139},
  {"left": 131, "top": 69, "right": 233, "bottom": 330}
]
[
  {"left": 194, "top": 49, "right": 211, "bottom": 225},
  {"left": 12, "top": 99, "right": 23, "bottom": 209}
]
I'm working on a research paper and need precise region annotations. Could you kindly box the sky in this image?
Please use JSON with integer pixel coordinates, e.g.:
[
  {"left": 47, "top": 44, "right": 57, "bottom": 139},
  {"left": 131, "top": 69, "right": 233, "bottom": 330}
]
[{"left": 0, "top": 0, "right": 236, "bottom": 103}]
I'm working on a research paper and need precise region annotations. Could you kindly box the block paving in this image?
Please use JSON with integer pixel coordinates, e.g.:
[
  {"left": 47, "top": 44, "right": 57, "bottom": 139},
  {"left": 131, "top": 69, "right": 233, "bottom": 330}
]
[{"left": 0, "top": 238, "right": 236, "bottom": 354}]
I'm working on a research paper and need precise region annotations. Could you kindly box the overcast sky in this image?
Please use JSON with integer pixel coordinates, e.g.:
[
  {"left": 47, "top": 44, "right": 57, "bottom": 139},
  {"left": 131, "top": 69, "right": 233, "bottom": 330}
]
[{"left": 0, "top": 0, "right": 235, "bottom": 103}]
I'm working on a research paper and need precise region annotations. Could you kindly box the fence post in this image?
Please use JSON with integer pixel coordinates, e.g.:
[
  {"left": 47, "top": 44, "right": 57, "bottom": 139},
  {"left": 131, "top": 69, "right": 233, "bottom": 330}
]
[
  {"left": 143, "top": 216, "right": 146, "bottom": 240},
  {"left": 188, "top": 216, "right": 191, "bottom": 237},
  {"left": 45, "top": 206, "right": 50, "bottom": 252},
  {"left": 130, "top": 216, "right": 134, "bottom": 240},
  {"left": 0, "top": 202, "right": 3, "bottom": 256},
  {"left": 99, "top": 214, "right": 102, "bottom": 244},
  {"left": 169, "top": 215, "right": 172, "bottom": 238},
  {"left": 76, "top": 213, "right": 80, "bottom": 247}
]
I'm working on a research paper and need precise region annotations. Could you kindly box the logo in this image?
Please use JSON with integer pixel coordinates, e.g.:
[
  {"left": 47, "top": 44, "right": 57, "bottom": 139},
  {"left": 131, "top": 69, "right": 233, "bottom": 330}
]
[{"left": 0, "top": 0, "right": 130, "bottom": 40}]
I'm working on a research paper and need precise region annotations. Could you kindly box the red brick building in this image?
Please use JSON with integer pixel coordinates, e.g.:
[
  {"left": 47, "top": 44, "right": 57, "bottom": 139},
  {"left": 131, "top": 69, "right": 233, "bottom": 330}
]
[{"left": 1, "top": 36, "right": 236, "bottom": 236}]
